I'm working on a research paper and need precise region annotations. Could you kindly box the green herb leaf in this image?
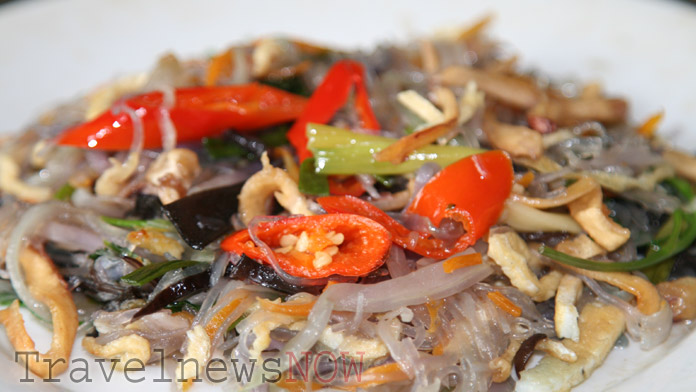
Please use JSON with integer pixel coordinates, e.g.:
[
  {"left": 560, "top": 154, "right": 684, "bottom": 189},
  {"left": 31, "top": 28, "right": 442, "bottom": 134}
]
[
  {"left": 203, "top": 137, "right": 254, "bottom": 160},
  {"left": 257, "top": 124, "right": 290, "bottom": 147},
  {"left": 298, "top": 157, "right": 329, "bottom": 196},
  {"left": 54, "top": 183, "right": 76, "bottom": 201},
  {"left": 121, "top": 260, "right": 205, "bottom": 286},
  {"left": 259, "top": 75, "right": 311, "bottom": 97},
  {"left": 0, "top": 291, "right": 18, "bottom": 307},
  {"left": 662, "top": 177, "right": 695, "bottom": 203},
  {"left": 102, "top": 216, "right": 173, "bottom": 231},
  {"left": 541, "top": 209, "right": 696, "bottom": 272},
  {"left": 89, "top": 241, "right": 144, "bottom": 263}
]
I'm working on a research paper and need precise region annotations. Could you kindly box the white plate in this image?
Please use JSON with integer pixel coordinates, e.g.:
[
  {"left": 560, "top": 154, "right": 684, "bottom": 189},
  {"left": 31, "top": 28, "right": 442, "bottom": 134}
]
[{"left": 1, "top": 0, "right": 695, "bottom": 391}]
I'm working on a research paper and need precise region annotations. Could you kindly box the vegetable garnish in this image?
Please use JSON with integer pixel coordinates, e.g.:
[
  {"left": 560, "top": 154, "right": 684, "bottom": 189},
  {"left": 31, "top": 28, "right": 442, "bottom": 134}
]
[
  {"left": 487, "top": 291, "right": 522, "bottom": 317},
  {"left": 53, "top": 183, "right": 76, "bottom": 201},
  {"left": 443, "top": 253, "right": 483, "bottom": 273},
  {"left": 408, "top": 150, "right": 514, "bottom": 231},
  {"left": 132, "top": 270, "right": 211, "bottom": 320},
  {"left": 225, "top": 254, "right": 323, "bottom": 295},
  {"left": 258, "top": 297, "right": 316, "bottom": 316},
  {"left": 541, "top": 209, "right": 696, "bottom": 272},
  {"left": 162, "top": 182, "right": 244, "bottom": 250},
  {"left": 56, "top": 84, "right": 307, "bottom": 150},
  {"left": 221, "top": 214, "right": 391, "bottom": 278},
  {"left": 102, "top": 216, "right": 173, "bottom": 230},
  {"left": 297, "top": 157, "right": 329, "bottom": 196},
  {"left": 287, "top": 60, "right": 380, "bottom": 162},
  {"left": 308, "top": 123, "right": 484, "bottom": 174},
  {"left": 120, "top": 260, "right": 205, "bottom": 286}
]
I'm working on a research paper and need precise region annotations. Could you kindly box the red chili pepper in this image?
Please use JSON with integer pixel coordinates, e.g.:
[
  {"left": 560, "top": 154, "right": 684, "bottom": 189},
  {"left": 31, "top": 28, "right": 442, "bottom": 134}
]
[
  {"left": 318, "top": 151, "right": 514, "bottom": 259},
  {"left": 408, "top": 150, "right": 513, "bottom": 234},
  {"left": 287, "top": 60, "right": 380, "bottom": 162},
  {"left": 220, "top": 214, "right": 391, "bottom": 279},
  {"left": 317, "top": 195, "right": 453, "bottom": 258},
  {"left": 328, "top": 176, "right": 366, "bottom": 197},
  {"left": 56, "top": 83, "right": 307, "bottom": 150}
]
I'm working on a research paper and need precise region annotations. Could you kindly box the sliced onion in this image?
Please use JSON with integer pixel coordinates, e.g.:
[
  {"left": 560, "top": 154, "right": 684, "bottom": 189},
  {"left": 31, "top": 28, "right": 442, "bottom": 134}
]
[
  {"left": 385, "top": 245, "right": 412, "bottom": 278},
  {"left": 404, "top": 162, "right": 440, "bottom": 211},
  {"left": 281, "top": 260, "right": 492, "bottom": 370},
  {"left": 6, "top": 202, "right": 94, "bottom": 321},
  {"left": 356, "top": 174, "right": 381, "bottom": 199}
]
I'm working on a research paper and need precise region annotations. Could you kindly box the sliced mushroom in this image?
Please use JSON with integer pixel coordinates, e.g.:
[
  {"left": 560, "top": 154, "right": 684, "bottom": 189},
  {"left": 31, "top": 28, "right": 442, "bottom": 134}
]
[
  {"left": 238, "top": 152, "right": 313, "bottom": 225},
  {"left": 483, "top": 116, "right": 543, "bottom": 160},
  {"left": 438, "top": 66, "right": 541, "bottom": 109},
  {"left": 511, "top": 177, "right": 597, "bottom": 209},
  {"left": 0, "top": 247, "right": 78, "bottom": 378},
  {"left": 657, "top": 277, "right": 696, "bottom": 322},
  {"left": 663, "top": 148, "right": 696, "bottom": 183},
  {"left": 499, "top": 199, "right": 583, "bottom": 234},
  {"left": 95, "top": 152, "right": 139, "bottom": 197},
  {"left": 567, "top": 184, "right": 630, "bottom": 252},
  {"left": 0, "top": 153, "right": 52, "bottom": 203},
  {"left": 145, "top": 148, "right": 201, "bottom": 205}
]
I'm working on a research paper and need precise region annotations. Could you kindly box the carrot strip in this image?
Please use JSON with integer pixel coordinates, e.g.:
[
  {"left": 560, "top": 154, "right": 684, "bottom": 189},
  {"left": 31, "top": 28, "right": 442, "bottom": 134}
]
[
  {"left": 637, "top": 111, "right": 663, "bottom": 138},
  {"left": 443, "top": 253, "right": 483, "bottom": 273},
  {"left": 259, "top": 298, "right": 316, "bottom": 317},
  {"left": 487, "top": 291, "right": 522, "bottom": 317},
  {"left": 205, "top": 49, "right": 234, "bottom": 86},
  {"left": 204, "top": 296, "right": 246, "bottom": 339},
  {"left": 516, "top": 171, "right": 535, "bottom": 188}
]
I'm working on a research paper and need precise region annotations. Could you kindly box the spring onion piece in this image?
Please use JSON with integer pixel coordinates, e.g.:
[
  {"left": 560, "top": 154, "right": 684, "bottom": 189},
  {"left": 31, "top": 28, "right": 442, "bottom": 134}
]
[
  {"left": 88, "top": 240, "right": 139, "bottom": 260},
  {"left": 297, "top": 157, "right": 329, "bottom": 196},
  {"left": 662, "top": 177, "right": 695, "bottom": 203},
  {"left": 121, "top": 260, "right": 206, "bottom": 286},
  {"left": 541, "top": 210, "right": 696, "bottom": 271},
  {"left": 53, "top": 183, "right": 76, "bottom": 201},
  {"left": 307, "top": 123, "right": 484, "bottom": 174},
  {"left": 101, "top": 216, "right": 173, "bottom": 230}
]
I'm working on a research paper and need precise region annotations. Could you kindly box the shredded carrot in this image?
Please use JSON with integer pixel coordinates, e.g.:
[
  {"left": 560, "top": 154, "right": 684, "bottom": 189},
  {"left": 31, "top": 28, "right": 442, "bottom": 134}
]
[
  {"left": 204, "top": 296, "right": 245, "bottom": 339},
  {"left": 637, "top": 111, "right": 663, "bottom": 138},
  {"left": 425, "top": 299, "right": 443, "bottom": 333},
  {"left": 432, "top": 342, "right": 445, "bottom": 356},
  {"left": 259, "top": 298, "right": 316, "bottom": 317},
  {"left": 458, "top": 14, "right": 494, "bottom": 41},
  {"left": 487, "top": 291, "right": 522, "bottom": 317},
  {"left": 516, "top": 171, "right": 535, "bottom": 188},
  {"left": 442, "top": 253, "right": 483, "bottom": 273},
  {"left": 205, "top": 49, "right": 234, "bottom": 86}
]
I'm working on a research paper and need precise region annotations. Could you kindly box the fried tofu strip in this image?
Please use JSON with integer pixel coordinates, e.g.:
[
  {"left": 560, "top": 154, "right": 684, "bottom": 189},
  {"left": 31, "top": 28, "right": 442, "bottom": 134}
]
[
  {"left": 568, "top": 182, "right": 630, "bottom": 252},
  {"left": 0, "top": 247, "right": 78, "bottom": 378},
  {"left": 516, "top": 302, "right": 625, "bottom": 392},
  {"left": 488, "top": 230, "right": 562, "bottom": 302}
]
